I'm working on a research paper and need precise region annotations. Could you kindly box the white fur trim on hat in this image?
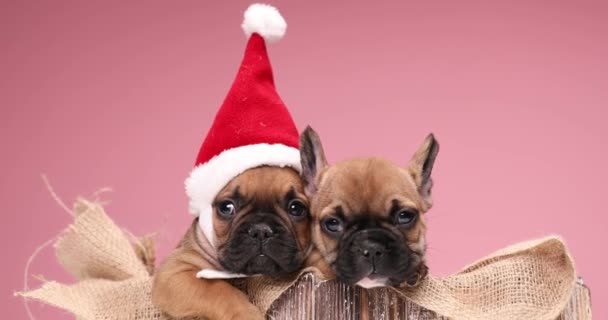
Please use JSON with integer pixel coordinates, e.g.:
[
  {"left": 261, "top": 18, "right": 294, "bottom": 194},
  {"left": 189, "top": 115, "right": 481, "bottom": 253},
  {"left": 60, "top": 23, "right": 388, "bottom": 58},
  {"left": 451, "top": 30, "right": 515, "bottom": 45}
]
[
  {"left": 241, "top": 3, "right": 286, "bottom": 43},
  {"left": 185, "top": 143, "right": 301, "bottom": 247}
]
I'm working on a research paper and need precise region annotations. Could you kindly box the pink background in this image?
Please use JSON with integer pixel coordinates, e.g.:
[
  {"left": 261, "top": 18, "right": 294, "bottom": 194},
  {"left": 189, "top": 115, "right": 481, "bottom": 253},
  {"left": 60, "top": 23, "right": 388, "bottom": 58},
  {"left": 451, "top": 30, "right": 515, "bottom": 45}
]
[{"left": 2, "top": 1, "right": 606, "bottom": 318}]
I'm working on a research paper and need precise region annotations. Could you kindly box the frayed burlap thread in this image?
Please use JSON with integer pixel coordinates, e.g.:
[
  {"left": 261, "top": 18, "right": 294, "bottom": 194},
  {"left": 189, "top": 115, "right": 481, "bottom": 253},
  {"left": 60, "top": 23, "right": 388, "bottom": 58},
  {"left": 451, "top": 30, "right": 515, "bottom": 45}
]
[
  {"left": 55, "top": 199, "right": 151, "bottom": 281},
  {"left": 19, "top": 198, "right": 590, "bottom": 320},
  {"left": 20, "top": 199, "right": 165, "bottom": 319}
]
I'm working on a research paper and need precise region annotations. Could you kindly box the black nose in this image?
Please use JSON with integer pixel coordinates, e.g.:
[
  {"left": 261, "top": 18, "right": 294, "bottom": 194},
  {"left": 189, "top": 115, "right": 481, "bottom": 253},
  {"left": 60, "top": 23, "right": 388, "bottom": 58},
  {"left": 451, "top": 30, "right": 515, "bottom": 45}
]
[
  {"left": 358, "top": 240, "right": 386, "bottom": 259},
  {"left": 248, "top": 223, "right": 274, "bottom": 240}
]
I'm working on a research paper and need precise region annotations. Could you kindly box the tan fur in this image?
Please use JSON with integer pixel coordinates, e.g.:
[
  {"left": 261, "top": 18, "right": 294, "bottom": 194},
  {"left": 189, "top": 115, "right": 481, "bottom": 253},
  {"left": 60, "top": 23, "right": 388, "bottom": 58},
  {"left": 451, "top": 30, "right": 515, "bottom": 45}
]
[{"left": 152, "top": 166, "right": 309, "bottom": 320}]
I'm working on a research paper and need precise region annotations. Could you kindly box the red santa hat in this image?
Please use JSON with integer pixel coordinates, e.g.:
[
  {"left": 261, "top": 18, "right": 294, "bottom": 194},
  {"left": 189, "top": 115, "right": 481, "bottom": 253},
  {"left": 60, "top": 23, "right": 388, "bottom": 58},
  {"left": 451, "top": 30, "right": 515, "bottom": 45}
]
[{"left": 185, "top": 4, "right": 300, "bottom": 247}]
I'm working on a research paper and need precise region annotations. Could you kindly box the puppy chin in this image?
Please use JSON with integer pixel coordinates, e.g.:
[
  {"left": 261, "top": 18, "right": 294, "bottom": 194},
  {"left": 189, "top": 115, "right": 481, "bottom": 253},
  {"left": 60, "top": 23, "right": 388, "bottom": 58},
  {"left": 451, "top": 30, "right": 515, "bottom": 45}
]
[
  {"left": 242, "top": 254, "right": 283, "bottom": 276},
  {"left": 220, "top": 247, "right": 301, "bottom": 277},
  {"left": 348, "top": 264, "right": 426, "bottom": 289},
  {"left": 356, "top": 275, "right": 390, "bottom": 288}
]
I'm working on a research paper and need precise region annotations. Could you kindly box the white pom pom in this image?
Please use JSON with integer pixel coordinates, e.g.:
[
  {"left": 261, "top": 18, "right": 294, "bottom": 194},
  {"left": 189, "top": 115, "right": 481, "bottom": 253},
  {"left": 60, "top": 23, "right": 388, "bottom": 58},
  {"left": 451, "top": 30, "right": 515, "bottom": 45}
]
[{"left": 241, "top": 4, "right": 286, "bottom": 43}]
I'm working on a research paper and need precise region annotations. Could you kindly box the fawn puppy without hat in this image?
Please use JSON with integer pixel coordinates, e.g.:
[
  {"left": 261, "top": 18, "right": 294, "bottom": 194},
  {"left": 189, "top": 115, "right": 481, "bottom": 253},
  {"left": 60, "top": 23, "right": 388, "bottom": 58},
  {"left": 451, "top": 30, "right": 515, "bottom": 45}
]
[{"left": 300, "top": 127, "right": 439, "bottom": 288}]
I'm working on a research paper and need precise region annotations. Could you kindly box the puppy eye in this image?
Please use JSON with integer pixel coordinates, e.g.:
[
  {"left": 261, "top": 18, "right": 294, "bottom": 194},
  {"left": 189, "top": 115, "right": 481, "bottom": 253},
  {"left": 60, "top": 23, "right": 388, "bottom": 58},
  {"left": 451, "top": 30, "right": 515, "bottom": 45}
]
[
  {"left": 322, "top": 217, "right": 344, "bottom": 233},
  {"left": 217, "top": 200, "right": 236, "bottom": 218},
  {"left": 396, "top": 209, "right": 418, "bottom": 226},
  {"left": 287, "top": 199, "right": 307, "bottom": 217}
]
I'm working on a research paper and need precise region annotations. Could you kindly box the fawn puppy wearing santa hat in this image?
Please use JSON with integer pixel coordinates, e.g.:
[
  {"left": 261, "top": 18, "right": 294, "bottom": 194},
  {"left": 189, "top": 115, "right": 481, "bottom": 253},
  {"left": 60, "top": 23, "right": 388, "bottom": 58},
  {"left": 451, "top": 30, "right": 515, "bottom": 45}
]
[{"left": 151, "top": 4, "right": 311, "bottom": 319}]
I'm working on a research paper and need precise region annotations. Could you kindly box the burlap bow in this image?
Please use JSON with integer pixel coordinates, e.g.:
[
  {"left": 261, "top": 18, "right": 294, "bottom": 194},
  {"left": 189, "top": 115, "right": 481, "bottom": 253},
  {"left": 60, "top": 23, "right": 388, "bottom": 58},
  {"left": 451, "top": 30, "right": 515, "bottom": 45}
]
[{"left": 18, "top": 198, "right": 591, "bottom": 320}]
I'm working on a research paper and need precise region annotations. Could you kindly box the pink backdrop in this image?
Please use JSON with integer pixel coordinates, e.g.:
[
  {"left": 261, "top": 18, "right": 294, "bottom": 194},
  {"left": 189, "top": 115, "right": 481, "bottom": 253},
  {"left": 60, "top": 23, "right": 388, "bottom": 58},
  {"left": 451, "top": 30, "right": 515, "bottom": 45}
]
[{"left": 2, "top": 1, "right": 606, "bottom": 318}]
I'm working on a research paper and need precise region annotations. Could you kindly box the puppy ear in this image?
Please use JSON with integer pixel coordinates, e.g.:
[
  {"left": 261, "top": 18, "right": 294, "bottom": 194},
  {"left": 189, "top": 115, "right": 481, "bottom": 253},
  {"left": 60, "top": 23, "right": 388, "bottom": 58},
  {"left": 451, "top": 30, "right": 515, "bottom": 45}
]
[
  {"left": 299, "top": 126, "right": 328, "bottom": 196},
  {"left": 407, "top": 134, "right": 439, "bottom": 207}
]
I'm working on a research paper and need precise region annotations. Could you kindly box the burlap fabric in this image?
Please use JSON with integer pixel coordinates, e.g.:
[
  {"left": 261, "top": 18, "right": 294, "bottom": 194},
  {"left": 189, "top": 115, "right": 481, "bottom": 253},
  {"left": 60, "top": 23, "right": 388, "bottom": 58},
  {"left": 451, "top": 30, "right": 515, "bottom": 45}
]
[{"left": 18, "top": 199, "right": 591, "bottom": 320}]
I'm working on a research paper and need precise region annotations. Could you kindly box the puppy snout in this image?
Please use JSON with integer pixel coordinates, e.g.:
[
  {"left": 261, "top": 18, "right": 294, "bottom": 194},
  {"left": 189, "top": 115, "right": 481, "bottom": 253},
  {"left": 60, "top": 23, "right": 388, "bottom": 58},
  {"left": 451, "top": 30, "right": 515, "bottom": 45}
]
[
  {"left": 358, "top": 240, "right": 386, "bottom": 259},
  {"left": 248, "top": 223, "right": 274, "bottom": 240}
]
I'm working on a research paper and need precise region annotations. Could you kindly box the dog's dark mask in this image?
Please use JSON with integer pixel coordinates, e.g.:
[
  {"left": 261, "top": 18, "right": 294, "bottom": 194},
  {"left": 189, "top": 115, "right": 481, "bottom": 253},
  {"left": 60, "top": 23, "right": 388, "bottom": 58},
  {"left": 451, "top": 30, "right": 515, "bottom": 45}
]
[
  {"left": 333, "top": 216, "right": 425, "bottom": 287},
  {"left": 219, "top": 211, "right": 304, "bottom": 276}
]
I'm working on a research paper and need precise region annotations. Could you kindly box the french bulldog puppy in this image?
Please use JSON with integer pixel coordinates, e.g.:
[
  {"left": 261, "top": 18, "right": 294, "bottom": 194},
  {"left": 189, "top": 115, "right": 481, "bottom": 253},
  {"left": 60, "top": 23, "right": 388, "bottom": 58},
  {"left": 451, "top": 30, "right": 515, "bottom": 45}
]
[
  {"left": 299, "top": 127, "right": 439, "bottom": 289},
  {"left": 152, "top": 166, "right": 311, "bottom": 320}
]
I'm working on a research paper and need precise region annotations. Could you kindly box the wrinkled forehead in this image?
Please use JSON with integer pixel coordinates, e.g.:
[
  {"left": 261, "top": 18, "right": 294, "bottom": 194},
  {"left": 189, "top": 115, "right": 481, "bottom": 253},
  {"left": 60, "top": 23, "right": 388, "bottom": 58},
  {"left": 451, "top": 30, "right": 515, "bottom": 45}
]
[
  {"left": 217, "top": 166, "right": 305, "bottom": 200},
  {"left": 315, "top": 159, "right": 421, "bottom": 216}
]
